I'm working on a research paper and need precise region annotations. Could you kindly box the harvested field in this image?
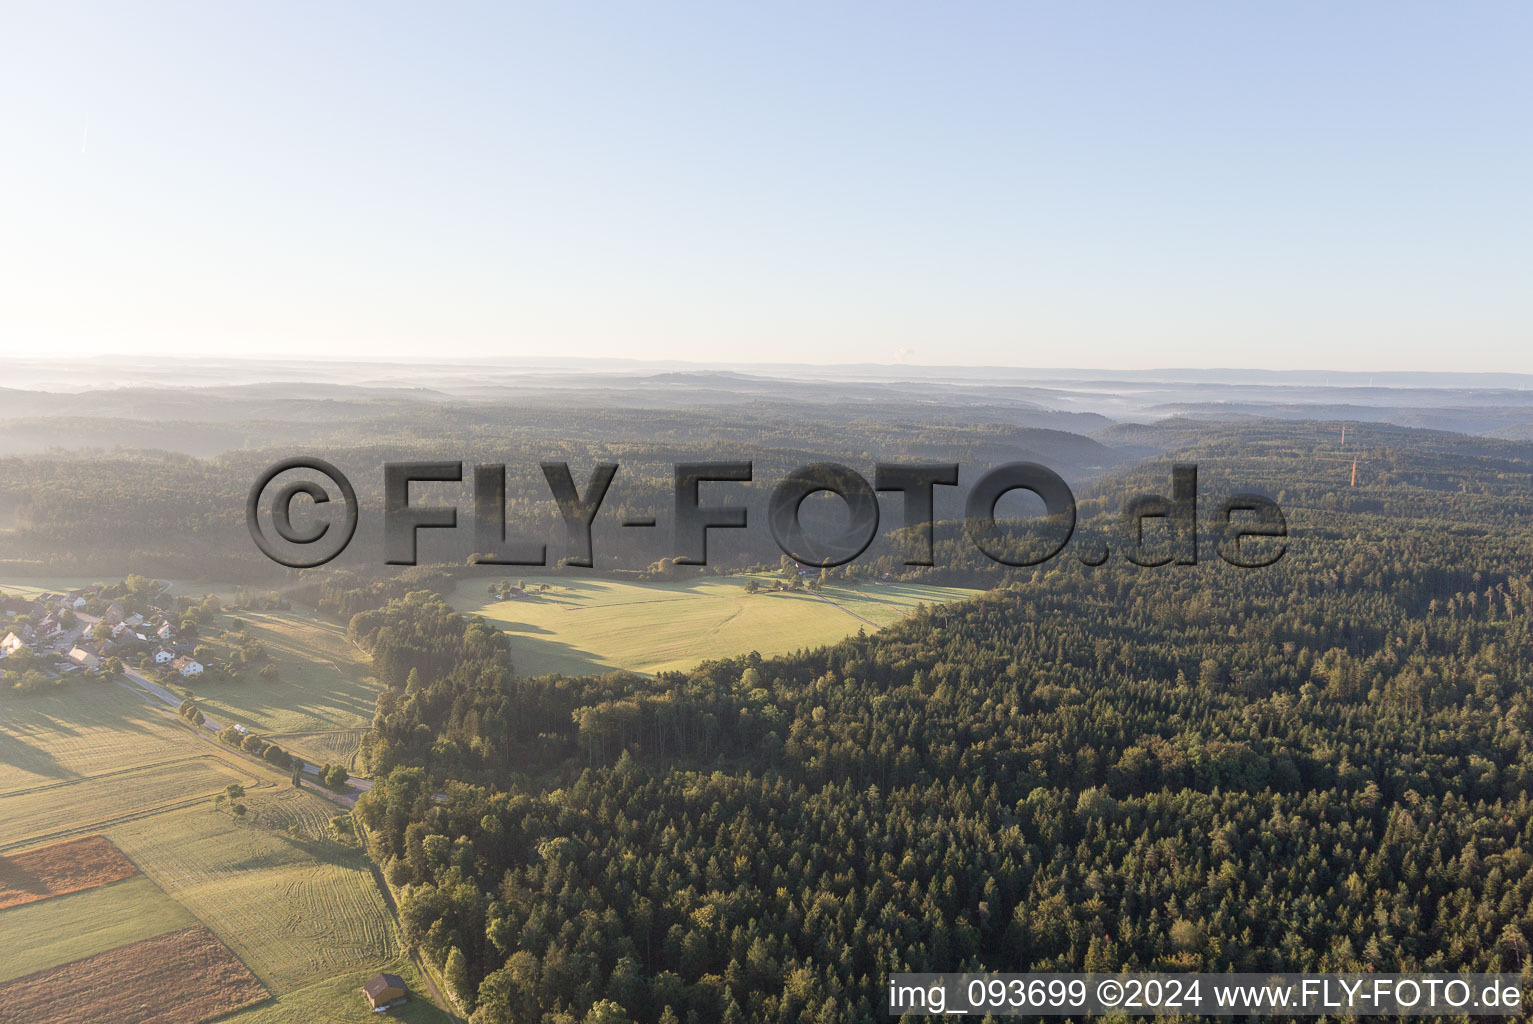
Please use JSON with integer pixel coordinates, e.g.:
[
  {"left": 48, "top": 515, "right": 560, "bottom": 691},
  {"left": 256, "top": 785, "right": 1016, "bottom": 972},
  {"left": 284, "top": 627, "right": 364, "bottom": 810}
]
[
  {"left": 0, "top": 834, "right": 137, "bottom": 910},
  {"left": 0, "top": 925, "right": 268, "bottom": 1024}
]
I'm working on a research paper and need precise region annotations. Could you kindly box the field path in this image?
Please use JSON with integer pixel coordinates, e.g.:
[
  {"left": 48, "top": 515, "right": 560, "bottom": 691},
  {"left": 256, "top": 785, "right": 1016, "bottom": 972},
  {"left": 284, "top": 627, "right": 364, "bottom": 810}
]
[{"left": 807, "top": 590, "right": 879, "bottom": 628}]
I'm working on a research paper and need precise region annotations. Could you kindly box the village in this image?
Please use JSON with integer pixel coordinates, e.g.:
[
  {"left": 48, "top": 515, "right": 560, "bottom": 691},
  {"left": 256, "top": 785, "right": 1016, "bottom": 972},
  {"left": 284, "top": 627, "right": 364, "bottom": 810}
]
[{"left": 0, "top": 579, "right": 210, "bottom": 693}]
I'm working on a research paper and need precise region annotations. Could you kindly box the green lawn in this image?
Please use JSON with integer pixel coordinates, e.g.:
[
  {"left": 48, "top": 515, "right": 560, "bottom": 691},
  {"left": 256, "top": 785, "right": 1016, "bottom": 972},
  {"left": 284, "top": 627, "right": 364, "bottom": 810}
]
[
  {"left": 450, "top": 575, "right": 981, "bottom": 676},
  {"left": 0, "top": 875, "right": 197, "bottom": 983}
]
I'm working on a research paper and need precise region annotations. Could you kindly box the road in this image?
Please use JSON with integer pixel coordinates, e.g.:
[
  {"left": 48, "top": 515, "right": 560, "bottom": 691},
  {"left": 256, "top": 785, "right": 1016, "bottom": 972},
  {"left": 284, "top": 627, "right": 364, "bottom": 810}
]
[{"left": 116, "top": 667, "right": 374, "bottom": 806}]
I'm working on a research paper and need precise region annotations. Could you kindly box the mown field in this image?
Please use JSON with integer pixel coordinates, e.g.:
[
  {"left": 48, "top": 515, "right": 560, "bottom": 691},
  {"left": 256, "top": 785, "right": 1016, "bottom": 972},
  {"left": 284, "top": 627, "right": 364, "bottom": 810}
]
[
  {"left": 0, "top": 685, "right": 264, "bottom": 852},
  {"left": 450, "top": 575, "right": 982, "bottom": 676}
]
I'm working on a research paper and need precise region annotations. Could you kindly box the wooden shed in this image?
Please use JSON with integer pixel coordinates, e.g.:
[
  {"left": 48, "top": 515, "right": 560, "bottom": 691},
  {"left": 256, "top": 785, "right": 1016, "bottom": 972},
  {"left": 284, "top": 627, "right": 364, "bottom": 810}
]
[{"left": 361, "top": 972, "right": 408, "bottom": 1011}]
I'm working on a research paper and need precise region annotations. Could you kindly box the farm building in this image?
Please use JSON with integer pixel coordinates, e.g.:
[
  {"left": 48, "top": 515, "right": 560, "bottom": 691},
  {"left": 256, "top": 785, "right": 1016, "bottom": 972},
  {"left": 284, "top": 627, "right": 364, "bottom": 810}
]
[{"left": 361, "top": 973, "right": 408, "bottom": 1011}]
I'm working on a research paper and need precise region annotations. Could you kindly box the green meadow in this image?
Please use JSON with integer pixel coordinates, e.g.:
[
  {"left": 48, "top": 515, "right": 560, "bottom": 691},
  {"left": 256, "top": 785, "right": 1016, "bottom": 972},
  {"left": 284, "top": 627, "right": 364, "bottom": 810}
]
[
  {"left": 450, "top": 575, "right": 981, "bottom": 676},
  {"left": 167, "top": 610, "right": 382, "bottom": 736}
]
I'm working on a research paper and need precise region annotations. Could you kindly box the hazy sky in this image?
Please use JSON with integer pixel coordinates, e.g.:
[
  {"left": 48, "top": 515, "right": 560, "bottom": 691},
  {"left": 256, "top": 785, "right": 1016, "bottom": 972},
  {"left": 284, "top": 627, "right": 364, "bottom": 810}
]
[{"left": 2, "top": 2, "right": 1530, "bottom": 370}]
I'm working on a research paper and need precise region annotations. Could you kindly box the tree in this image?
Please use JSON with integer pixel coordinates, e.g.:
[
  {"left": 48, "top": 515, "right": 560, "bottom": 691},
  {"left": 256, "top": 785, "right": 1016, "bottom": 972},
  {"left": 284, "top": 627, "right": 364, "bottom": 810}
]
[
  {"left": 445, "top": 946, "right": 474, "bottom": 1010},
  {"left": 582, "top": 1001, "right": 634, "bottom": 1024}
]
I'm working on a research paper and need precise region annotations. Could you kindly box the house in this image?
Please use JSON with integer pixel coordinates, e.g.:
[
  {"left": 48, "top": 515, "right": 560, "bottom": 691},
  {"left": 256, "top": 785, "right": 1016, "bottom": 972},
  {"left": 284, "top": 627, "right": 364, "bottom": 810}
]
[
  {"left": 361, "top": 973, "right": 408, "bottom": 1012},
  {"left": 171, "top": 656, "right": 204, "bottom": 677},
  {"left": 153, "top": 648, "right": 176, "bottom": 664},
  {"left": 68, "top": 647, "right": 102, "bottom": 670},
  {"left": 1, "top": 631, "right": 29, "bottom": 655},
  {"left": 156, "top": 621, "right": 176, "bottom": 641},
  {"left": 102, "top": 602, "right": 126, "bottom": 625}
]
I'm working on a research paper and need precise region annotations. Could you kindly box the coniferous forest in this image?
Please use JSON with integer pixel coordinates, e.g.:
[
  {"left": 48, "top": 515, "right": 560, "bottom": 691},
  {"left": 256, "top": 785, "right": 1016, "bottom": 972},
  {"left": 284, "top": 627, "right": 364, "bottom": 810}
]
[{"left": 333, "top": 420, "right": 1533, "bottom": 1024}]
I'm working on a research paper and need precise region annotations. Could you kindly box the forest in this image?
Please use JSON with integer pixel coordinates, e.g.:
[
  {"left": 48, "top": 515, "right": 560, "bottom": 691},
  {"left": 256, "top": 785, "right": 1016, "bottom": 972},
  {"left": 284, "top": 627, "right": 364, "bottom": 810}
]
[{"left": 331, "top": 419, "right": 1533, "bottom": 1024}]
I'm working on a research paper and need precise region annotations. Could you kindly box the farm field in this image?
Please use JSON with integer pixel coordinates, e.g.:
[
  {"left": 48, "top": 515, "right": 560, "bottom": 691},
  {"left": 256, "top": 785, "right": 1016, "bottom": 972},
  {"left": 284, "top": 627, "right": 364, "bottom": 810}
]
[
  {"left": 0, "top": 834, "right": 138, "bottom": 909},
  {"left": 0, "top": 683, "right": 213, "bottom": 795},
  {"left": 0, "top": 925, "right": 268, "bottom": 1024},
  {"left": 265, "top": 728, "right": 367, "bottom": 772},
  {"left": 0, "top": 681, "right": 449, "bottom": 1022},
  {"left": 0, "top": 874, "right": 198, "bottom": 983},
  {"left": 450, "top": 574, "right": 982, "bottom": 676},
  {"left": 107, "top": 787, "right": 403, "bottom": 994},
  {"left": 164, "top": 610, "right": 381, "bottom": 736},
  {"left": 0, "top": 751, "right": 259, "bottom": 852}
]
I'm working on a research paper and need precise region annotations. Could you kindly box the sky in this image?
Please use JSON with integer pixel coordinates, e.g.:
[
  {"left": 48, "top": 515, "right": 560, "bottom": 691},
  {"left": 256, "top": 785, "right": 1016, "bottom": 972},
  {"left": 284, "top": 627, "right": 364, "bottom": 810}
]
[{"left": 1, "top": 2, "right": 1530, "bottom": 371}]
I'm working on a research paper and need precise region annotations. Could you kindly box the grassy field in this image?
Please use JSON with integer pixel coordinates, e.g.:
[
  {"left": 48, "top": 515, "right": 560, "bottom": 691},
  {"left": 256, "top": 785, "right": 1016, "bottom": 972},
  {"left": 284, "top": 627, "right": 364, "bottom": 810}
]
[
  {"left": 0, "top": 687, "right": 263, "bottom": 856},
  {"left": 0, "top": 875, "right": 199, "bottom": 983},
  {"left": 0, "top": 684, "right": 205, "bottom": 796},
  {"left": 220, "top": 958, "right": 447, "bottom": 1024},
  {"left": 450, "top": 574, "right": 982, "bottom": 676},
  {"left": 166, "top": 610, "right": 382, "bottom": 736},
  {"left": 0, "top": 756, "right": 260, "bottom": 852}
]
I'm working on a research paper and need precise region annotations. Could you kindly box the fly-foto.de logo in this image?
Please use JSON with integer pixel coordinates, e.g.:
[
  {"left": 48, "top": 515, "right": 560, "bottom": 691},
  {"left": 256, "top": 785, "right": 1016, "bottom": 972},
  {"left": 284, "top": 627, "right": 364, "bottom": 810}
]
[{"left": 246, "top": 459, "right": 1286, "bottom": 571}]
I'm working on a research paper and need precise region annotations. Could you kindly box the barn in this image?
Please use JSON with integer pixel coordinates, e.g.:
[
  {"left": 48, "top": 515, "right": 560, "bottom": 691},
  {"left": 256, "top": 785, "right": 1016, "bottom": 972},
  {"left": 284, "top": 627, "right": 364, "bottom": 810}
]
[{"left": 361, "top": 972, "right": 408, "bottom": 1011}]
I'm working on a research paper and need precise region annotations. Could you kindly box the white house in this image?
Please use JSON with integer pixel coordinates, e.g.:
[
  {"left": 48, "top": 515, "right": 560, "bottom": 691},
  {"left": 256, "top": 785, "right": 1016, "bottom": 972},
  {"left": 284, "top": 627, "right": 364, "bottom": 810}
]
[
  {"left": 172, "top": 656, "right": 204, "bottom": 677},
  {"left": 153, "top": 648, "right": 175, "bottom": 665},
  {"left": 1, "top": 632, "right": 26, "bottom": 655}
]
